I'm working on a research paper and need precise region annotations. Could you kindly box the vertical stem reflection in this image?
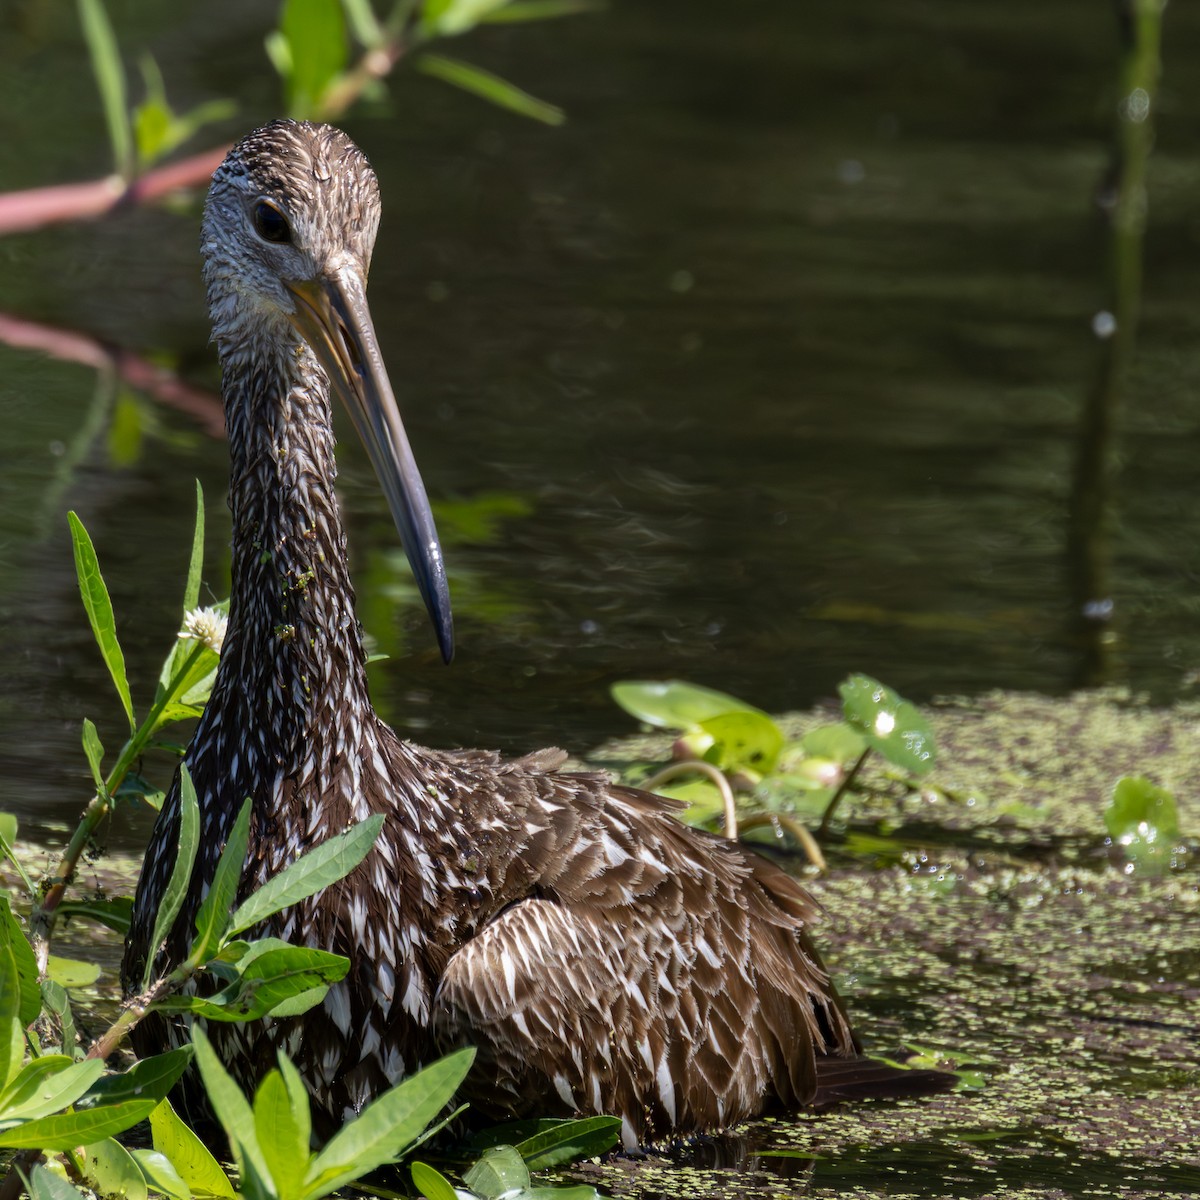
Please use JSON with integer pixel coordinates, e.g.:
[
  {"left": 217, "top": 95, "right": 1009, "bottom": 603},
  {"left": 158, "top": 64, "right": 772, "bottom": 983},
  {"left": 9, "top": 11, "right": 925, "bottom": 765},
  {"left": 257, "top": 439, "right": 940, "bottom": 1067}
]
[{"left": 1067, "top": 0, "right": 1163, "bottom": 686}]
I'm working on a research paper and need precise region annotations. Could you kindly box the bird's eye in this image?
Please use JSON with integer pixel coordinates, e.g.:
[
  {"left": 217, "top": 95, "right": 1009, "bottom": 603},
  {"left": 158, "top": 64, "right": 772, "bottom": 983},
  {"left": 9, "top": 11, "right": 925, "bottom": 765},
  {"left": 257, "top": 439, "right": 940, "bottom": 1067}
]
[{"left": 252, "top": 200, "right": 292, "bottom": 244}]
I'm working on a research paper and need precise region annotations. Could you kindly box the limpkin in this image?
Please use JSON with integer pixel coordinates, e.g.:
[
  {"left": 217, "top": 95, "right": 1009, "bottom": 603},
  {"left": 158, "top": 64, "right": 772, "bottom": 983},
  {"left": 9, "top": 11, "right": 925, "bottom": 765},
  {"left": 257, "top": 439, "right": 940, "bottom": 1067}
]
[{"left": 123, "top": 120, "right": 950, "bottom": 1149}]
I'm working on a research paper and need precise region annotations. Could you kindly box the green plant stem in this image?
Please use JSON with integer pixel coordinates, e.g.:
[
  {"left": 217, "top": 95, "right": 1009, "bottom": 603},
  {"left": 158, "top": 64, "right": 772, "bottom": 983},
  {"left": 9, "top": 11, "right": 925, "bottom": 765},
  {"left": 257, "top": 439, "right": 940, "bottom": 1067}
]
[
  {"left": 642, "top": 760, "right": 738, "bottom": 839},
  {"left": 738, "top": 813, "right": 826, "bottom": 872},
  {"left": 30, "top": 640, "right": 210, "bottom": 973},
  {"left": 817, "top": 748, "right": 871, "bottom": 840}
]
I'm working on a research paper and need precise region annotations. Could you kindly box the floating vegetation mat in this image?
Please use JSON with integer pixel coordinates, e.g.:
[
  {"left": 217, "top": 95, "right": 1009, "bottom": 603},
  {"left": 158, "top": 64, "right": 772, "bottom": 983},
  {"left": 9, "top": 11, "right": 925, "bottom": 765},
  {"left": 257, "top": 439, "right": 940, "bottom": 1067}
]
[{"left": 576, "top": 690, "right": 1200, "bottom": 1199}]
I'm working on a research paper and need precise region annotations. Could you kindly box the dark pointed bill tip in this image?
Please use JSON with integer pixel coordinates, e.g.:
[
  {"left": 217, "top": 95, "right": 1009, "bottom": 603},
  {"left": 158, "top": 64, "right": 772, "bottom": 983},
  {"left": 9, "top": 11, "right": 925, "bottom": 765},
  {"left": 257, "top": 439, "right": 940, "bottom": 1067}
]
[{"left": 285, "top": 271, "right": 454, "bottom": 663}]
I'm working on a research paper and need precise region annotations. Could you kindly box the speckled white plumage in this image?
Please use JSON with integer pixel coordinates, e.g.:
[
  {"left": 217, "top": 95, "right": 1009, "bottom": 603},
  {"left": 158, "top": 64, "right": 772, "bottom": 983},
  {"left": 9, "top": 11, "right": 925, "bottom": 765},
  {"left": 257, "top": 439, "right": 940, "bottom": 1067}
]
[{"left": 123, "top": 120, "right": 943, "bottom": 1150}]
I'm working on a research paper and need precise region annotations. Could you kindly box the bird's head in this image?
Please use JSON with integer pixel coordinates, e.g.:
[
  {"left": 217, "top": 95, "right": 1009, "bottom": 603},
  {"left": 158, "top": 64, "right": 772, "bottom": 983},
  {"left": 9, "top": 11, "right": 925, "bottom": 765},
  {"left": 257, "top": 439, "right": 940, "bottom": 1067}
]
[{"left": 202, "top": 119, "right": 453, "bottom": 663}]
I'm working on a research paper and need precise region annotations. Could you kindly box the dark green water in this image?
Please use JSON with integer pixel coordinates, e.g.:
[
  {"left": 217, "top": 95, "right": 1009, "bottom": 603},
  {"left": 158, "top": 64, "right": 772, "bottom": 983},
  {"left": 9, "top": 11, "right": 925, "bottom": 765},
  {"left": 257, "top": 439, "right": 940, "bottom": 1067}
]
[{"left": 2, "top": 2, "right": 1200, "bottom": 839}]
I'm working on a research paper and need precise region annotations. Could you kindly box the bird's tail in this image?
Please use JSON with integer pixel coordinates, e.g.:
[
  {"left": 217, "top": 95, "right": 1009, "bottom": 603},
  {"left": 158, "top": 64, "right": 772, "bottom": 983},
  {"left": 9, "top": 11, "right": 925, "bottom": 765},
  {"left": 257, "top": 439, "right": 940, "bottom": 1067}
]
[{"left": 812, "top": 1054, "right": 957, "bottom": 1106}]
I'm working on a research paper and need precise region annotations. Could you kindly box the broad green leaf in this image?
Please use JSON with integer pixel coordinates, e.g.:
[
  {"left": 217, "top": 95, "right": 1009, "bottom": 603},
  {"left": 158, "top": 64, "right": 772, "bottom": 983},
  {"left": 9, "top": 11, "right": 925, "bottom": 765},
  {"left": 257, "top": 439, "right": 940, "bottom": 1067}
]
[
  {"left": 410, "top": 1161, "right": 458, "bottom": 1200},
  {"left": 115, "top": 774, "right": 167, "bottom": 812},
  {"left": 0, "top": 814, "right": 15, "bottom": 847},
  {"left": 483, "top": 0, "right": 602, "bottom": 21},
  {"left": 525, "top": 1187, "right": 604, "bottom": 1199},
  {"left": 650, "top": 777, "right": 725, "bottom": 827},
  {"left": 611, "top": 680, "right": 758, "bottom": 730},
  {"left": 464, "top": 1145, "right": 530, "bottom": 1198},
  {"left": 191, "top": 1031, "right": 273, "bottom": 1199},
  {"left": 80, "top": 1136, "right": 149, "bottom": 1200},
  {"left": 132, "top": 1149, "right": 193, "bottom": 1200},
  {"left": 278, "top": 0, "right": 348, "bottom": 117},
  {"left": 801, "top": 722, "right": 868, "bottom": 763},
  {"left": 416, "top": 54, "right": 564, "bottom": 126},
  {"left": 0, "top": 1056, "right": 75, "bottom": 1118},
  {"left": 0, "top": 898, "right": 41, "bottom": 1026},
  {"left": 150, "top": 1098, "right": 236, "bottom": 1199},
  {"left": 146, "top": 764, "right": 201, "bottom": 987},
  {"left": 188, "top": 795, "right": 250, "bottom": 966},
  {"left": 77, "top": 0, "right": 133, "bottom": 178},
  {"left": 39, "top": 981, "right": 81, "bottom": 1059},
  {"left": 46, "top": 956, "right": 101, "bottom": 989},
  {"left": 839, "top": 674, "right": 935, "bottom": 776},
  {"left": 184, "top": 480, "right": 205, "bottom": 612},
  {"left": 253, "top": 1070, "right": 309, "bottom": 1199},
  {"left": 1106, "top": 776, "right": 1180, "bottom": 874},
  {"left": 699, "top": 710, "right": 784, "bottom": 774},
  {"left": 80, "top": 1047, "right": 193, "bottom": 1110},
  {"left": 0, "top": 1099, "right": 157, "bottom": 1149},
  {"left": 81, "top": 719, "right": 106, "bottom": 795},
  {"left": 227, "top": 813, "right": 384, "bottom": 936},
  {"left": 134, "top": 97, "right": 173, "bottom": 166},
  {"left": 515, "top": 1115, "right": 621, "bottom": 1169},
  {"left": 0, "top": 1058, "right": 103, "bottom": 1121},
  {"left": 26, "top": 1164, "right": 84, "bottom": 1200},
  {"left": 305, "top": 1048, "right": 475, "bottom": 1197},
  {"left": 154, "top": 946, "right": 348, "bottom": 1022},
  {"left": 56, "top": 896, "right": 134, "bottom": 936},
  {"left": 68, "top": 511, "right": 135, "bottom": 732}
]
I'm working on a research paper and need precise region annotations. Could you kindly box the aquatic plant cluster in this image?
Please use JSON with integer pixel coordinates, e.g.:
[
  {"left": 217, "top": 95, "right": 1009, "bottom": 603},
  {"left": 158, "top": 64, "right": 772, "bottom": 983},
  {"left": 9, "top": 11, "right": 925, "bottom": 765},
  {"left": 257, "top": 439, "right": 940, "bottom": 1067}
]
[{"left": 1, "top": 502, "right": 616, "bottom": 1200}]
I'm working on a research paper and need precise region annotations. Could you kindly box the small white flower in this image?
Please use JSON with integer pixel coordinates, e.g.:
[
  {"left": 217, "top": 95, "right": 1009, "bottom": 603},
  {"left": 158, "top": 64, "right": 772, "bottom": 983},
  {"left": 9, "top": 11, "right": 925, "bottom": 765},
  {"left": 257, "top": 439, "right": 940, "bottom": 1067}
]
[{"left": 179, "top": 606, "right": 228, "bottom": 654}]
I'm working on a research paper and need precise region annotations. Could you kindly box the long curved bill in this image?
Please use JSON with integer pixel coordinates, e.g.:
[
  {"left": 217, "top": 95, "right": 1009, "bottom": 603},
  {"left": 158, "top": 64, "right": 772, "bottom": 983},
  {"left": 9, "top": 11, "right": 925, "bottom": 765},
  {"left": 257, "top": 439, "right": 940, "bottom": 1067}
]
[{"left": 286, "top": 269, "right": 454, "bottom": 663}]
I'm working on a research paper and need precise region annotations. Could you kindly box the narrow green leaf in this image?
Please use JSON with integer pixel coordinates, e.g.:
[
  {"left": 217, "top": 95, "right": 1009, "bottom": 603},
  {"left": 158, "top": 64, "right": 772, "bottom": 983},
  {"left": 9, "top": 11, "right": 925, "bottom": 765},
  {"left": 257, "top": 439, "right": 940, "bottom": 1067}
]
[
  {"left": 0, "top": 1058, "right": 104, "bottom": 1121},
  {"left": 133, "top": 55, "right": 171, "bottom": 165},
  {"left": 46, "top": 956, "right": 102, "bottom": 989},
  {"left": 525, "top": 1187, "right": 604, "bottom": 1200},
  {"left": 227, "top": 813, "right": 384, "bottom": 937},
  {"left": 424, "top": 0, "right": 510, "bottom": 36},
  {"left": 254, "top": 1070, "right": 309, "bottom": 1199},
  {"left": 0, "top": 815, "right": 34, "bottom": 894},
  {"left": 305, "top": 1048, "right": 475, "bottom": 1197},
  {"left": 56, "top": 896, "right": 134, "bottom": 936},
  {"left": 81, "top": 719, "right": 106, "bottom": 795},
  {"left": 39, "top": 981, "right": 81, "bottom": 1059},
  {"left": 192, "top": 795, "right": 254, "bottom": 973},
  {"left": 191, "top": 1031, "right": 272, "bottom": 1197},
  {"left": 276, "top": 1051, "right": 312, "bottom": 1165},
  {"left": 463, "top": 1145, "right": 530, "bottom": 1198},
  {"left": 76, "top": 0, "right": 133, "bottom": 178},
  {"left": 610, "top": 679, "right": 758, "bottom": 730},
  {"left": 79, "top": 1136, "right": 149, "bottom": 1200},
  {"left": 80, "top": 1047, "right": 193, "bottom": 1110},
  {"left": 184, "top": 480, "right": 205, "bottom": 613},
  {"left": 132, "top": 1149, "right": 193, "bottom": 1200},
  {"left": 410, "top": 1161, "right": 458, "bottom": 1200},
  {"left": 146, "top": 764, "right": 201, "bottom": 987},
  {"left": 26, "top": 1164, "right": 84, "bottom": 1200},
  {"left": 150, "top": 1098, "right": 236, "bottom": 1199},
  {"left": 68, "top": 511, "right": 135, "bottom": 732},
  {"left": 0, "top": 898, "right": 41, "bottom": 1026},
  {"left": 0, "top": 1013, "right": 22, "bottom": 1094},
  {"left": 0, "top": 1099, "right": 157, "bottom": 1149},
  {"left": 0, "top": 1056, "right": 75, "bottom": 1117},
  {"left": 483, "top": 0, "right": 603, "bottom": 21},
  {"left": 153, "top": 947, "right": 348, "bottom": 1023},
  {"left": 416, "top": 54, "right": 565, "bottom": 125},
  {"left": 279, "top": 0, "right": 348, "bottom": 117},
  {"left": 340, "top": 0, "right": 383, "bottom": 45},
  {"left": 514, "top": 1115, "right": 621, "bottom": 1169}
]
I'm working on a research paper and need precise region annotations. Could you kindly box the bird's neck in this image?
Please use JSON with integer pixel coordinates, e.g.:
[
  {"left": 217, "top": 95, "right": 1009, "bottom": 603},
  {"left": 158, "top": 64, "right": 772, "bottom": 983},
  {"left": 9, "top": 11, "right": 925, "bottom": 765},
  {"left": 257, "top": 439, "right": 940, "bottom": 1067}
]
[{"left": 204, "top": 343, "right": 375, "bottom": 772}]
